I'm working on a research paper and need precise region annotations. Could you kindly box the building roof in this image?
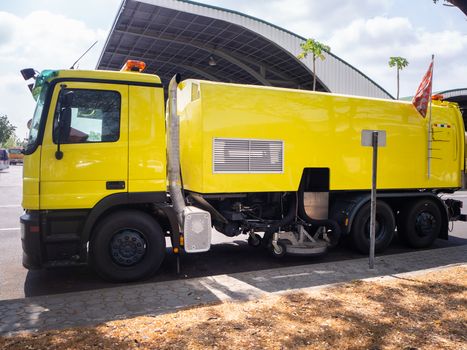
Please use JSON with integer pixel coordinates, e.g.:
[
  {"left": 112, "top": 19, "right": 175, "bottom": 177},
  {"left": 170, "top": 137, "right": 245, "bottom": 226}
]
[
  {"left": 438, "top": 88, "right": 467, "bottom": 123},
  {"left": 97, "top": 0, "right": 393, "bottom": 99},
  {"left": 437, "top": 88, "right": 467, "bottom": 101}
]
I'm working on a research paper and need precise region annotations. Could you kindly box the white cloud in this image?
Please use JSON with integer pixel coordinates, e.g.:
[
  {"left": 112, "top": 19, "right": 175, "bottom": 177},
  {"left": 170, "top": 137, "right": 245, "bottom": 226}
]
[
  {"left": 0, "top": 11, "right": 107, "bottom": 70},
  {"left": 0, "top": 12, "right": 18, "bottom": 47},
  {"left": 326, "top": 15, "right": 467, "bottom": 97},
  {"left": 200, "top": 0, "right": 466, "bottom": 98},
  {"left": 200, "top": 0, "right": 393, "bottom": 38},
  {"left": 0, "top": 10, "right": 107, "bottom": 138}
]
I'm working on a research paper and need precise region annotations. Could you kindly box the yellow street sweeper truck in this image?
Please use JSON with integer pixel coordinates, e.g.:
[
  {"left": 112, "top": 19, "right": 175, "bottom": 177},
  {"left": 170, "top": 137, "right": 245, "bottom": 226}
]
[{"left": 19, "top": 61, "right": 466, "bottom": 281}]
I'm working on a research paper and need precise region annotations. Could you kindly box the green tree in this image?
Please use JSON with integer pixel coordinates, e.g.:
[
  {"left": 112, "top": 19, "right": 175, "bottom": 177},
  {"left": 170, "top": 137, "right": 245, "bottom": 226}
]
[
  {"left": 388, "top": 56, "right": 409, "bottom": 100},
  {"left": 0, "top": 114, "right": 17, "bottom": 146},
  {"left": 297, "top": 38, "right": 331, "bottom": 91},
  {"left": 3, "top": 135, "right": 20, "bottom": 148}
]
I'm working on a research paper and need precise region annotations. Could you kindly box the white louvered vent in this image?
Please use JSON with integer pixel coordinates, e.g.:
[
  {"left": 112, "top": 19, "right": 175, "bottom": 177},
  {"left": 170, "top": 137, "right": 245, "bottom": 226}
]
[{"left": 213, "top": 138, "right": 283, "bottom": 173}]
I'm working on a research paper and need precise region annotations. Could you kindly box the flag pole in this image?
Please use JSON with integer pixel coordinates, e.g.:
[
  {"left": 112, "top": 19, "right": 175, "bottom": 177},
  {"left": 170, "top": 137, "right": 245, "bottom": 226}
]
[{"left": 427, "top": 54, "right": 434, "bottom": 179}]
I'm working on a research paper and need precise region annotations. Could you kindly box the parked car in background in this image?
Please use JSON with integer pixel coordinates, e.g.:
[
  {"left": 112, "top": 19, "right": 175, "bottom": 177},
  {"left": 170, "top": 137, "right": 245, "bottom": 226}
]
[
  {"left": 8, "top": 147, "right": 24, "bottom": 165},
  {"left": 0, "top": 149, "right": 9, "bottom": 171}
]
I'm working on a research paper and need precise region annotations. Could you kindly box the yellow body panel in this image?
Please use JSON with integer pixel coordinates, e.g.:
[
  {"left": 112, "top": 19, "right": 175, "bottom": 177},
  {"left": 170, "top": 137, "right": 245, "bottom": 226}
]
[
  {"left": 22, "top": 69, "right": 165, "bottom": 210},
  {"left": 22, "top": 146, "right": 41, "bottom": 209},
  {"left": 128, "top": 85, "right": 166, "bottom": 193},
  {"left": 40, "top": 81, "right": 129, "bottom": 209},
  {"left": 178, "top": 80, "right": 465, "bottom": 193},
  {"left": 23, "top": 69, "right": 464, "bottom": 211}
]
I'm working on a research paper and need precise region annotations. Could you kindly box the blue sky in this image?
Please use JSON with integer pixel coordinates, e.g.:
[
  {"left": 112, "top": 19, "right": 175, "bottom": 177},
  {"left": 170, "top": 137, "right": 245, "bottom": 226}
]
[{"left": 1, "top": 0, "right": 466, "bottom": 138}]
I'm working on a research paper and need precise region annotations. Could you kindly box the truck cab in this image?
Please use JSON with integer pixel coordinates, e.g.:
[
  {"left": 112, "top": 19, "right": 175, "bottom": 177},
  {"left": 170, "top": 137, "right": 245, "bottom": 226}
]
[{"left": 20, "top": 67, "right": 174, "bottom": 280}]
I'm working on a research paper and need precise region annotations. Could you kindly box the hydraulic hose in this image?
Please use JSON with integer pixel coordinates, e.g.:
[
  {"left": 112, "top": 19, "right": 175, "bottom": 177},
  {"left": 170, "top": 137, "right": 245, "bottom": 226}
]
[{"left": 263, "top": 194, "right": 297, "bottom": 244}]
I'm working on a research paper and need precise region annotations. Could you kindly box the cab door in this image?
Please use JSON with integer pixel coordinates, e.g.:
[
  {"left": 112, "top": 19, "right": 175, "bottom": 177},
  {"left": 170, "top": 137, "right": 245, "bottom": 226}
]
[{"left": 40, "top": 82, "right": 128, "bottom": 209}]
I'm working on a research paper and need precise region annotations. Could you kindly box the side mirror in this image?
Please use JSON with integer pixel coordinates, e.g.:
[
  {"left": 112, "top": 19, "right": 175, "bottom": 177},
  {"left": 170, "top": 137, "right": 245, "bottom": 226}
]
[
  {"left": 55, "top": 91, "right": 74, "bottom": 160},
  {"left": 20, "top": 68, "right": 36, "bottom": 81}
]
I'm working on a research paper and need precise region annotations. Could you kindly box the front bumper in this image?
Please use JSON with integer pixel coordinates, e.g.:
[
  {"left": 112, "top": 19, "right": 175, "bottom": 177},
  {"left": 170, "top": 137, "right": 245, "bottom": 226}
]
[{"left": 20, "top": 211, "right": 42, "bottom": 269}]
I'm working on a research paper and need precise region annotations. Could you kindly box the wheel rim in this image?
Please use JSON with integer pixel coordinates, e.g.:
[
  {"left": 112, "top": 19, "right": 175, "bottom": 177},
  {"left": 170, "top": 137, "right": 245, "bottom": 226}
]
[
  {"left": 110, "top": 229, "right": 147, "bottom": 266},
  {"left": 415, "top": 211, "right": 437, "bottom": 238}
]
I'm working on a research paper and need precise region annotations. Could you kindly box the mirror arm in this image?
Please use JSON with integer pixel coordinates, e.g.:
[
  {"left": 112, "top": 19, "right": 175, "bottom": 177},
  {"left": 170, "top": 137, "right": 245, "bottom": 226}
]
[
  {"left": 55, "top": 106, "right": 64, "bottom": 160},
  {"left": 55, "top": 138, "right": 63, "bottom": 160},
  {"left": 55, "top": 85, "right": 67, "bottom": 160}
]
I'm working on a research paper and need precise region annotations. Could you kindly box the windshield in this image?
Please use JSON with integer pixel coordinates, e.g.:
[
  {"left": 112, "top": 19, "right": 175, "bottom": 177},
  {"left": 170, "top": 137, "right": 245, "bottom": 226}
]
[{"left": 27, "top": 81, "right": 49, "bottom": 149}]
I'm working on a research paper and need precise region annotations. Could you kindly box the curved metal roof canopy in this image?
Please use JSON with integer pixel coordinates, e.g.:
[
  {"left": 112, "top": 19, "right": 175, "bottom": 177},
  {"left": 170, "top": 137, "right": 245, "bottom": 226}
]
[
  {"left": 439, "top": 88, "right": 467, "bottom": 124},
  {"left": 97, "top": 0, "right": 393, "bottom": 99}
]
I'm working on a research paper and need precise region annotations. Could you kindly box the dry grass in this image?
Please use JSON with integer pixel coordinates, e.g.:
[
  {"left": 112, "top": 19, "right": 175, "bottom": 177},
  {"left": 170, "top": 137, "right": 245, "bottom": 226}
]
[{"left": 1, "top": 266, "right": 466, "bottom": 350}]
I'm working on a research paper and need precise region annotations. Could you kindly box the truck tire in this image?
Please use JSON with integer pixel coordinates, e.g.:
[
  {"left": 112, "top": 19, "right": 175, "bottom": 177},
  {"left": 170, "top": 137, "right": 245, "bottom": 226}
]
[
  {"left": 398, "top": 198, "right": 442, "bottom": 248},
  {"left": 90, "top": 210, "right": 166, "bottom": 282},
  {"left": 351, "top": 201, "right": 395, "bottom": 254}
]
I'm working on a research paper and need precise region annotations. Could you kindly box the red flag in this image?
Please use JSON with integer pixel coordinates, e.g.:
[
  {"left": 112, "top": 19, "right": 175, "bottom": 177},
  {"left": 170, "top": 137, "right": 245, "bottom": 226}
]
[{"left": 412, "top": 59, "right": 434, "bottom": 118}]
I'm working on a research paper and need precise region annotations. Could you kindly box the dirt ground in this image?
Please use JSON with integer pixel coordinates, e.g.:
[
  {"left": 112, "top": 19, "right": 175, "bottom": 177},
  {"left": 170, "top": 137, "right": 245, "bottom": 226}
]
[{"left": 1, "top": 265, "right": 466, "bottom": 350}]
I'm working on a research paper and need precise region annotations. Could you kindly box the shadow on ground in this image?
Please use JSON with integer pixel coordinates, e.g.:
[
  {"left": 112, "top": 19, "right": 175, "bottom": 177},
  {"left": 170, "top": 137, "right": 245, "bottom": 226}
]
[{"left": 2, "top": 268, "right": 465, "bottom": 350}]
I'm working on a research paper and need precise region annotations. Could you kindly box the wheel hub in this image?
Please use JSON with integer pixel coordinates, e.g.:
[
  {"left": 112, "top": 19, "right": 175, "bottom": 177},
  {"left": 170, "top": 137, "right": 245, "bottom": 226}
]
[
  {"left": 110, "top": 229, "right": 147, "bottom": 266},
  {"left": 415, "top": 212, "right": 436, "bottom": 237}
]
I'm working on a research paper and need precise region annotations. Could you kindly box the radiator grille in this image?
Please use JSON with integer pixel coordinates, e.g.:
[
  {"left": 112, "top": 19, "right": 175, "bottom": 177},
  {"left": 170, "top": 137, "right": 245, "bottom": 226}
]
[{"left": 213, "top": 138, "right": 283, "bottom": 173}]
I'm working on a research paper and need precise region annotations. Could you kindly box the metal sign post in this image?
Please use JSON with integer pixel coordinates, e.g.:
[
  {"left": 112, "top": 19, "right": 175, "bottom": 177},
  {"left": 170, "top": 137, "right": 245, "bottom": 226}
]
[{"left": 361, "top": 130, "right": 386, "bottom": 269}]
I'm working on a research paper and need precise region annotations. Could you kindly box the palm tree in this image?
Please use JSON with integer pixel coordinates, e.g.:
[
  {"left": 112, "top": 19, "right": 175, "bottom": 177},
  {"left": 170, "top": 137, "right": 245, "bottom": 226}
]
[
  {"left": 388, "top": 56, "right": 409, "bottom": 99},
  {"left": 297, "top": 39, "right": 331, "bottom": 91}
]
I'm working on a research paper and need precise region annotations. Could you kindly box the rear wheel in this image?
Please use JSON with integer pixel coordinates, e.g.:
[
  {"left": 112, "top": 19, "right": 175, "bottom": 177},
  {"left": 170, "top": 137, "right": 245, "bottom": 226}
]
[
  {"left": 351, "top": 201, "right": 395, "bottom": 254},
  {"left": 90, "top": 210, "right": 166, "bottom": 282},
  {"left": 398, "top": 198, "right": 442, "bottom": 248}
]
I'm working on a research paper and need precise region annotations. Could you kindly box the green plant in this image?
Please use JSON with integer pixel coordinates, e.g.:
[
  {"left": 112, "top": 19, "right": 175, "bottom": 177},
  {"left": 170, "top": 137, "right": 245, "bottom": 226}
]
[
  {"left": 297, "top": 39, "right": 331, "bottom": 91},
  {"left": 388, "top": 56, "right": 409, "bottom": 99}
]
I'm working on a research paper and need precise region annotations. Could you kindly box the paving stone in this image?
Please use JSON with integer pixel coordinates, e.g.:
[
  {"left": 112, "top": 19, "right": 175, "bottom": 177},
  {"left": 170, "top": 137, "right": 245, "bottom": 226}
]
[{"left": 0, "top": 245, "right": 465, "bottom": 336}]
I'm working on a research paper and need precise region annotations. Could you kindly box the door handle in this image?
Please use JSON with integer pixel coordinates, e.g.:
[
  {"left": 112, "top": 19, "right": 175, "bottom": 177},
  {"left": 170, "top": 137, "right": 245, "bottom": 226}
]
[{"left": 106, "top": 181, "right": 125, "bottom": 190}]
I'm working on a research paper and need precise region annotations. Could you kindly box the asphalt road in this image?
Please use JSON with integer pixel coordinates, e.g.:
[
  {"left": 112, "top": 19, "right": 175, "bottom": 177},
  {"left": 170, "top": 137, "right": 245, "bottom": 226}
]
[{"left": 1, "top": 165, "right": 466, "bottom": 301}]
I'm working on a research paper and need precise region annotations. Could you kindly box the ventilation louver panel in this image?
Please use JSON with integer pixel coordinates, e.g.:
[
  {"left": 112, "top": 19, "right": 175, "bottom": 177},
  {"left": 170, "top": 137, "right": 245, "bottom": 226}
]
[{"left": 213, "top": 138, "right": 283, "bottom": 173}]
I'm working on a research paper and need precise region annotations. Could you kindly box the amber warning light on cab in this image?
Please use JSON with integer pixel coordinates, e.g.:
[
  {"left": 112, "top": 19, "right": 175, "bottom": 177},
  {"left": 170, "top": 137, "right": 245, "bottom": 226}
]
[{"left": 121, "top": 60, "right": 146, "bottom": 72}]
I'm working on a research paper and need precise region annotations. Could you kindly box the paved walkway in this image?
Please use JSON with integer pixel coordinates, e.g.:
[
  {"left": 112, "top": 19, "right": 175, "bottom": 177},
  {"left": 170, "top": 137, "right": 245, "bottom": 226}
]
[{"left": 1, "top": 245, "right": 466, "bottom": 336}]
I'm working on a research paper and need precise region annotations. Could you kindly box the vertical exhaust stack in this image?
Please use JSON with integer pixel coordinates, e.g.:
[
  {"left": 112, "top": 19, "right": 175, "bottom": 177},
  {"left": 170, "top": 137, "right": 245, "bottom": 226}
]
[
  {"left": 166, "top": 74, "right": 212, "bottom": 253},
  {"left": 167, "top": 74, "right": 185, "bottom": 220}
]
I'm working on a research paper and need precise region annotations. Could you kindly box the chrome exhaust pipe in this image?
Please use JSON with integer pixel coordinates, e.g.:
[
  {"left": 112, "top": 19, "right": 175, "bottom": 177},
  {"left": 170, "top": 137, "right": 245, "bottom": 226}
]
[
  {"left": 166, "top": 74, "right": 212, "bottom": 253},
  {"left": 166, "top": 73, "right": 185, "bottom": 224}
]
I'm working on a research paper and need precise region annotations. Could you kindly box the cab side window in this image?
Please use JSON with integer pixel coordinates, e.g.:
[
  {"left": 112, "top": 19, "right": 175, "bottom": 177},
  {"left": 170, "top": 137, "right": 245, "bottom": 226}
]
[{"left": 54, "top": 89, "right": 121, "bottom": 143}]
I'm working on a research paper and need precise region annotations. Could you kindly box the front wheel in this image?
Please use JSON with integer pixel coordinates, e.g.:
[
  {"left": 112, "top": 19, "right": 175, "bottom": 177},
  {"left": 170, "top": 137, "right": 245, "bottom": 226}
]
[
  {"left": 90, "top": 210, "right": 166, "bottom": 282},
  {"left": 351, "top": 201, "right": 395, "bottom": 254}
]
